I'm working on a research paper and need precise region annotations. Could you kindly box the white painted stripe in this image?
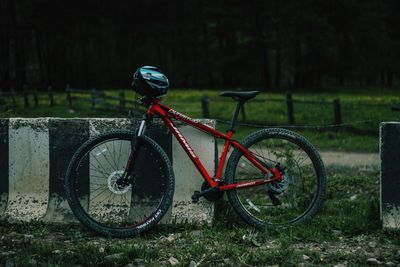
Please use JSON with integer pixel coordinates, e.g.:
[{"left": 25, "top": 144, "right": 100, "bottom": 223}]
[
  {"left": 0, "top": 119, "right": 8, "bottom": 215},
  {"left": 6, "top": 118, "right": 49, "bottom": 221},
  {"left": 171, "top": 120, "right": 215, "bottom": 223},
  {"left": 88, "top": 119, "right": 133, "bottom": 223}
]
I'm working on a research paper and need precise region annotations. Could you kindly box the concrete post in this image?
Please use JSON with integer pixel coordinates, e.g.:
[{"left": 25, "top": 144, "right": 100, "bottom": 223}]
[
  {"left": 0, "top": 119, "right": 8, "bottom": 215},
  {"left": 380, "top": 122, "right": 400, "bottom": 229}
]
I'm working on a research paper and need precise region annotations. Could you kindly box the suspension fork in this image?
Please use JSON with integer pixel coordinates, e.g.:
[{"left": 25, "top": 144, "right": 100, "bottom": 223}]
[{"left": 121, "top": 115, "right": 150, "bottom": 183}]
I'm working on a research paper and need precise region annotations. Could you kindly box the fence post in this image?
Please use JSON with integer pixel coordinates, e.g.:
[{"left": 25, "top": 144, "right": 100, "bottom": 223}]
[
  {"left": 286, "top": 91, "right": 294, "bottom": 124},
  {"left": 10, "top": 86, "right": 17, "bottom": 108},
  {"left": 380, "top": 122, "right": 400, "bottom": 229},
  {"left": 33, "top": 91, "right": 39, "bottom": 107},
  {"left": 11, "top": 88, "right": 17, "bottom": 108},
  {"left": 333, "top": 99, "right": 342, "bottom": 125},
  {"left": 241, "top": 105, "right": 247, "bottom": 122},
  {"left": 201, "top": 96, "right": 210, "bottom": 118},
  {"left": 66, "top": 84, "right": 72, "bottom": 108},
  {"left": 91, "top": 88, "right": 97, "bottom": 110},
  {"left": 24, "top": 92, "right": 29, "bottom": 107},
  {"left": 48, "top": 86, "right": 54, "bottom": 106},
  {"left": 0, "top": 90, "right": 3, "bottom": 107},
  {"left": 119, "top": 91, "right": 125, "bottom": 112}
]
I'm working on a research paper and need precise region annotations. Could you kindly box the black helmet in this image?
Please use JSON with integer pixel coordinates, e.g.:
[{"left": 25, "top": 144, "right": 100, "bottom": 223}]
[{"left": 132, "top": 66, "right": 169, "bottom": 97}]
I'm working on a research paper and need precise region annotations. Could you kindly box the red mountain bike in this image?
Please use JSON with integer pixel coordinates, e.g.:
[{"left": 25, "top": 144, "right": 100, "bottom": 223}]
[{"left": 65, "top": 66, "right": 326, "bottom": 237}]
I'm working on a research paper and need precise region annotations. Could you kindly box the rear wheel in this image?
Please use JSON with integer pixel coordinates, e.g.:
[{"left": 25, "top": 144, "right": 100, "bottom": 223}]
[
  {"left": 64, "top": 130, "right": 174, "bottom": 237},
  {"left": 225, "top": 128, "right": 326, "bottom": 228}
]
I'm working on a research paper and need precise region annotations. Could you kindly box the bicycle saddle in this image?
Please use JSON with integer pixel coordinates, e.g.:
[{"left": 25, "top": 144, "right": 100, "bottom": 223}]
[{"left": 220, "top": 91, "right": 260, "bottom": 101}]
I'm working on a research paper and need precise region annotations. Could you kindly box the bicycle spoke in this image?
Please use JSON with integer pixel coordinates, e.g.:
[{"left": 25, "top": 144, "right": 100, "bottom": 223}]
[
  {"left": 228, "top": 130, "right": 324, "bottom": 226},
  {"left": 67, "top": 132, "right": 173, "bottom": 234}
]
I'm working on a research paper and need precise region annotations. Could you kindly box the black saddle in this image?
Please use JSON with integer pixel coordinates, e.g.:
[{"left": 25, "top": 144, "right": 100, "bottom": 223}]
[{"left": 220, "top": 91, "right": 260, "bottom": 101}]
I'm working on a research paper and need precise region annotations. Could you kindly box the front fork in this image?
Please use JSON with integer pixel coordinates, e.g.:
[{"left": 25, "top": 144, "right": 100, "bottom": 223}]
[{"left": 119, "top": 117, "right": 148, "bottom": 185}]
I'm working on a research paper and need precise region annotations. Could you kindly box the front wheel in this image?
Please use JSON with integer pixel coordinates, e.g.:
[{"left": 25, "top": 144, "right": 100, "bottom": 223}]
[
  {"left": 64, "top": 130, "right": 174, "bottom": 237},
  {"left": 225, "top": 128, "right": 326, "bottom": 228}
]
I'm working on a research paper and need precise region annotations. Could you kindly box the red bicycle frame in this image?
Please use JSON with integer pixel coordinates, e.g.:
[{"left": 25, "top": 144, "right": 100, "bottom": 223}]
[{"left": 146, "top": 99, "right": 283, "bottom": 192}]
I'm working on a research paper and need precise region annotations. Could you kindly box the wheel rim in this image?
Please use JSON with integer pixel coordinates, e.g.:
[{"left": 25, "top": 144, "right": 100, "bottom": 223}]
[
  {"left": 71, "top": 137, "right": 168, "bottom": 229},
  {"left": 233, "top": 136, "right": 319, "bottom": 225}
]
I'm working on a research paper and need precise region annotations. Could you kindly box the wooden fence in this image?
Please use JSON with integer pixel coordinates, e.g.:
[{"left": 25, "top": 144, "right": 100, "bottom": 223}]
[
  {"left": 0, "top": 87, "right": 57, "bottom": 109},
  {"left": 200, "top": 91, "right": 395, "bottom": 126},
  {"left": 1, "top": 88, "right": 398, "bottom": 127},
  {"left": 65, "top": 87, "right": 142, "bottom": 113},
  {"left": 0, "top": 87, "right": 143, "bottom": 114}
]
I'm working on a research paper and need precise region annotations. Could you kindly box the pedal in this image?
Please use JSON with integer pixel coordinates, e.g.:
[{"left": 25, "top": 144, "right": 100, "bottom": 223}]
[
  {"left": 191, "top": 191, "right": 200, "bottom": 203},
  {"left": 191, "top": 187, "right": 220, "bottom": 203}
]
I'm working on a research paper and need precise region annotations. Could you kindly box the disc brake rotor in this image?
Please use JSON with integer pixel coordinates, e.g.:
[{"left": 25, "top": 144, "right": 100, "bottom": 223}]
[
  {"left": 107, "top": 170, "right": 131, "bottom": 195},
  {"left": 267, "top": 172, "right": 290, "bottom": 194}
]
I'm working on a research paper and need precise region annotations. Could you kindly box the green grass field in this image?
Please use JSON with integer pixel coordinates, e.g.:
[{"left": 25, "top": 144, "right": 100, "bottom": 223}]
[
  {"left": 1, "top": 88, "right": 399, "bottom": 152},
  {"left": 1, "top": 89, "right": 399, "bottom": 265},
  {"left": 1, "top": 167, "right": 399, "bottom": 266}
]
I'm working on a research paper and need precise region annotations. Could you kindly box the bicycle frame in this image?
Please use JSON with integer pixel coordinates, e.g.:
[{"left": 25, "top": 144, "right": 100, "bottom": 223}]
[{"left": 144, "top": 99, "right": 283, "bottom": 192}]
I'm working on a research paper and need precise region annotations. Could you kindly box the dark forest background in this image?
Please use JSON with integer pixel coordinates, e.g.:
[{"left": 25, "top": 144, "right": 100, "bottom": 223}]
[{"left": 1, "top": 0, "right": 400, "bottom": 91}]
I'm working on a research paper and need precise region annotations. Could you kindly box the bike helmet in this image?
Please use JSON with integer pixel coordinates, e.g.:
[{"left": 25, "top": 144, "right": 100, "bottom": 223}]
[{"left": 132, "top": 66, "right": 169, "bottom": 97}]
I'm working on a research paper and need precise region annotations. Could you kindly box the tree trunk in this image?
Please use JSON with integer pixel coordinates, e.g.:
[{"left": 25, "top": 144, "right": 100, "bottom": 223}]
[
  {"left": 34, "top": 30, "right": 45, "bottom": 87},
  {"left": 11, "top": 0, "right": 27, "bottom": 88},
  {"left": 253, "top": 15, "right": 271, "bottom": 90},
  {"left": 293, "top": 38, "right": 303, "bottom": 89},
  {"left": 387, "top": 70, "right": 393, "bottom": 87},
  {"left": 0, "top": 0, "right": 11, "bottom": 89},
  {"left": 275, "top": 45, "right": 281, "bottom": 89}
]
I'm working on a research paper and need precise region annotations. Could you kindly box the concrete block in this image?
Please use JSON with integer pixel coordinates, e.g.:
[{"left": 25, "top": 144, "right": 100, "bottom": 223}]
[
  {"left": 171, "top": 119, "right": 215, "bottom": 223},
  {"left": 43, "top": 119, "right": 89, "bottom": 222},
  {"left": 6, "top": 118, "right": 49, "bottom": 221},
  {"left": 87, "top": 118, "right": 173, "bottom": 223},
  {"left": 0, "top": 119, "right": 8, "bottom": 215},
  {"left": 0, "top": 118, "right": 216, "bottom": 225},
  {"left": 380, "top": 122, "right": 400, "bottom": 229}
]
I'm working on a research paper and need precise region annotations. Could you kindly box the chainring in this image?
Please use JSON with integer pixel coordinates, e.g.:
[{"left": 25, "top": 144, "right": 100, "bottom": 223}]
[{"left": 201, "top": 181, "right": 224, "bottom": 202}]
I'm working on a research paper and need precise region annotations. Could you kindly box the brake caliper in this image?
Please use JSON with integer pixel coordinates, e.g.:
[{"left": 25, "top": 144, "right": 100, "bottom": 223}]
[{"left": 267, "top": 164, "right": 289, "bottom": 194}]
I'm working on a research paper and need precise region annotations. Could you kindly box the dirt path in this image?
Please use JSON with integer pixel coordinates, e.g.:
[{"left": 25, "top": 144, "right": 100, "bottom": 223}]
[
  {"left": 320, "top": 151, "right": 379, "bottom": 168},
  {"left": 217, "top": 145, "right": 379, "bottom": 168}
]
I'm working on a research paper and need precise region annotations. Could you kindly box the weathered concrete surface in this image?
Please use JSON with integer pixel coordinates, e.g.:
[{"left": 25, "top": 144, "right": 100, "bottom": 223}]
[
  {"left": 43, "top": 119, "right": 89, "bottom": 222},
  {"left": 380, "top": 122, "right": 400, "bottom": 230},
  {"left": 89, "top": 118, "right": 136, "bottom": 137},
  {"left": 88, "top": 118, "right": 132, "bottom": 222},
  {"left": 0, "top": 119, "right": 8, "bottom": 215},
  {"left": 88, "top": 118, "right": 174, "bottom": 224},
  {"left": 6, "top": 118, "right": 49, "bottom": 221},
  {"left": 1, "top": 118, "right": 215, "bottom": 224},
  {"left": 172, "top": 120, "right": 216, "bottom": 223}
]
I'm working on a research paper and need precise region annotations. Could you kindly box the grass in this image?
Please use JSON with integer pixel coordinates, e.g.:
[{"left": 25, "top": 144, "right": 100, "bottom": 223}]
[
  {"left": 1, "top": 88, "right": 399, "bottom": 152},
  {"left": 1, "top": 167, "right": 399, "bottom": 266}
]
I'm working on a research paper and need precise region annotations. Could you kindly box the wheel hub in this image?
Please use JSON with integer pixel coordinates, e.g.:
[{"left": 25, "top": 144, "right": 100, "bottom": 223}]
[
  {"left": 268, "top": 174, "right": 289, "bottom": 194},
  {"left": 107, "top": 170, "right": 131, "bottom": 194},
  {"left": 267, "top": 166, "right": 290, "bottom": 194}
]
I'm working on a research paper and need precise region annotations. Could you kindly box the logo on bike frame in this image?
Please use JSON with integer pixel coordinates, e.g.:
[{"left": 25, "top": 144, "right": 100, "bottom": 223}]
[
  {"left": 168, "top": 109, "right": 198, "bottom": 159},
  {"left": 168, "top": 109, "right": 193, "bottom": 121}
]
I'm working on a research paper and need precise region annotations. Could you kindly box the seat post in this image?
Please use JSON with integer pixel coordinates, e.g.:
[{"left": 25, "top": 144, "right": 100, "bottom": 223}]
[{"left": 228, "top": 101, "right": 244, "bottom": 132}]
